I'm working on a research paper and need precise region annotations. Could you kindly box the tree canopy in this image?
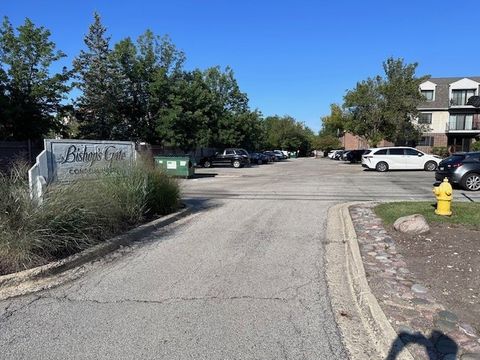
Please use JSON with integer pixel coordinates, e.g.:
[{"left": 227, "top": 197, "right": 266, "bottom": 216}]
[
  {"left": 0, "top": 17, "right": 70, "bottom": 140},
  {"left": 0, "top": 14, "right": 316, "bottom": 155},
  {"left": 343, "top": 57, "right": 429, "bottom": 147}
]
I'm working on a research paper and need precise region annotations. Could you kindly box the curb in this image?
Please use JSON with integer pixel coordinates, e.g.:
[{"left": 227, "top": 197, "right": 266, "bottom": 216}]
[
  {"left": 325, "top": 202, "right": 414, "bottom": 360},
  {"left": 0, "top": 206, "right": 192, "bottom": 301}
]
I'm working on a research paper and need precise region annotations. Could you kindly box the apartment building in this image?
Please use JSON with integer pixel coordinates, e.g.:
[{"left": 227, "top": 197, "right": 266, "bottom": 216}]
[
  {"left": 417, "top": 77, "right": 480, "bottom": 152},
  {"left": 340, "top": 76, "right": 480, "bottom": 152}
]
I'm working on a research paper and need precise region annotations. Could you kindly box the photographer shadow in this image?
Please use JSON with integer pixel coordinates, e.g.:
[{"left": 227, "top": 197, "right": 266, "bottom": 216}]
[{"left": 387, "top": 330, "right": 458, "bottom": 360}]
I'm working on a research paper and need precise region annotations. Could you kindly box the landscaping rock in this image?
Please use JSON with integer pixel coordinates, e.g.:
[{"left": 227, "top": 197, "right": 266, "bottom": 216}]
[
  {"left": 412, "top": 284, "right": 428, "bottom": 294},
  {"left": 411, "top": 298, "right": 430, "bottom": 306},
  {"left": 393, "top": 214, "right": 430, "bottom": 235},
  {"left": 438, "top": 310, "right": 458, "bottom": 323},
  {"left": 460, "top": 323, "right": 478, "bottom": 337},
  {"left": 434, "top": 318, "right": 457, "bottom": 332}
]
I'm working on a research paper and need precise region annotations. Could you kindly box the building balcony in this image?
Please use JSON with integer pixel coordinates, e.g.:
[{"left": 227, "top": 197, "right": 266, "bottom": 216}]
[
  {"left": 449, "top": 99, "right": 476, "bottom": 108},
  {"left": 445, "top": 119, "right": 480, "bottom": 133}
]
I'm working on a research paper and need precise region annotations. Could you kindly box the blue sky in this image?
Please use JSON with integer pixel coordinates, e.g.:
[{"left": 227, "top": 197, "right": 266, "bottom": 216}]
[{"left": 2, "top": 0, "right": 480, "bottom": 132}]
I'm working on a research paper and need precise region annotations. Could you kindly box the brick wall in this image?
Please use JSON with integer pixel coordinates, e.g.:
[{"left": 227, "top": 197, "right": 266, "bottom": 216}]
[
  {"left": 340, "top": 133, "right": 393, "bottom": 150},
  {"left": 416, "top": 132, "right": 448, "bottom": 153}
]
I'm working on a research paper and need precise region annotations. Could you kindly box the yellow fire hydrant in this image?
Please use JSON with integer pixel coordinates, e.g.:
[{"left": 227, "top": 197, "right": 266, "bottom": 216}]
[{"left": 433, "top": 177, "right": 453, "bottom": 216}]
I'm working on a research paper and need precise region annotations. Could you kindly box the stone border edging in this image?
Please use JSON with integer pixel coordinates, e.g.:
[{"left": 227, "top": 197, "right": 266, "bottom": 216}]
[
  {"left": 326, "top": 202, "right": 414, "bottom": 360},
  {"left": 0, "top": 206, "right": 192, "bottom": 300}
]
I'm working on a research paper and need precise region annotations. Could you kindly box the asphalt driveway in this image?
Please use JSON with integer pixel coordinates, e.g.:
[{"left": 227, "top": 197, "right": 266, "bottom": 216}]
[{"left": 0, "top": 158, "right": 477, "bottom": 359}]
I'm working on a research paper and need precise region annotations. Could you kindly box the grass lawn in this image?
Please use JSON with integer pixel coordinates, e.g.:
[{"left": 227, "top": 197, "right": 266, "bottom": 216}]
[{"left": 374, "top": 201, "right": 480, "bottom": 230}]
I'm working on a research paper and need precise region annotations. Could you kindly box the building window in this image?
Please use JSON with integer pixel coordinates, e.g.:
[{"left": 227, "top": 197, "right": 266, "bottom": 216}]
[
  {"left": 418, "top": 136, "right": 434, "bottom": 146},
  {"left": 418, "top": 113, "right": 432, "bottom": 124},
  {"left": 449, "top": 114, "right": 474, "bottom": 130},
  {"left": 451, "top": 89, "right": 476, "bottom": 106},
  {"left": 421, "top": 90, "right": 434, "bottom": 101}
]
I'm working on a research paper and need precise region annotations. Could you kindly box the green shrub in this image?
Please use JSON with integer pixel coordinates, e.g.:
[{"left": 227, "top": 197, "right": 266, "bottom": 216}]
[
  {"left": 431, "top": 146, "right": 449, "bottom": 158},
  {"left": 471, "top": 141, "right": 480, "bottom": 151},
  {"left": 0, "top": 160, "right": 180, "bottom": 275}
]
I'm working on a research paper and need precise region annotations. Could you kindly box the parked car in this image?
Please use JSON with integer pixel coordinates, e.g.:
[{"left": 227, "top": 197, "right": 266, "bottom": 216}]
[
  {"left": 263, "top": 151, "right": 277, "bottom": 162},
  {"left": 361, "top": 147, "right": 441, "bottom": 172},
  {"left": 333, "top": 150, "right": 345, "bottom": 160},
  {"left": 201, "top": 148, "right": 250, "bottom": 168},
  {"left": 250, "top": 152, "right": 269, "bottom": 165},
  {"left": 341, "top": 151, "right": 351, "bottom": 161},
  {"left": 435, "top": 152, "right": 480, "bottom": 191},
  {"left": 327, "top": 149, "right": 342, "bottom": 159},
  {"left": 345, "top": 149, "right": 368, "bottom": 163},
  {"left": 273, "top": 150, "right": 287, "bottom": 160}
]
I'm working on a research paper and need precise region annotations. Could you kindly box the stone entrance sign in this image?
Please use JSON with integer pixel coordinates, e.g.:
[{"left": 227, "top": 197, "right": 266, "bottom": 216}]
[
  {"left": 45, "top": 139, "right": 135, "bottom": 182},
  {"left": 28, "top": 139, "right": 136, "bottom": 200}
]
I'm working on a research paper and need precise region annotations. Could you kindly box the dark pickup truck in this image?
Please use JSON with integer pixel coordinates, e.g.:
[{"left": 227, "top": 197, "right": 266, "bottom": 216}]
[{"left": 200, "top": 148, "right": 250, "bottom": 168}]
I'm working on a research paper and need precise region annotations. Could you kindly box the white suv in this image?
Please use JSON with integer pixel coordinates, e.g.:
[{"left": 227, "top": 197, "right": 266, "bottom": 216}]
[{"left": 361, "top": 147, "right": 441, "bottom": 172}]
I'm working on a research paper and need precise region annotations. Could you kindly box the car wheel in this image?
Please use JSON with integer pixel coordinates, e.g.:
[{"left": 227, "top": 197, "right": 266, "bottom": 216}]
[
  {"left": 258, "top": 159, "right": 263, "bottom": 165},
  {"left": 462, "top": 173, "right": 480, "bottom": 191},
  {"left": 203, "top": 160, "right": 211, "bottom": 168},
  {"left": 376, "top": 161, "right": 388, "bottom": 172},
  {"left": 424, "top": 161, "right": 437, "bottom": 171},
  {"left": 233, "top": 160, "right": 241, "bottom": 168}
]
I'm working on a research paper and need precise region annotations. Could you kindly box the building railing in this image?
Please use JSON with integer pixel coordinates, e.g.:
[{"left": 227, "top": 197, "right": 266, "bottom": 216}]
[
  {"left": 450, "top": 95, "right": 476, "bottom": 107},
  {"left": 446, "top": 117, "right": 480, "bottom": 131}
]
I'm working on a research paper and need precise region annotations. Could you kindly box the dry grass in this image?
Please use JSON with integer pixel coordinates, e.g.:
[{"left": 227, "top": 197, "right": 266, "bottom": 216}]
[{"left": 0, "top": 160, "right": 180, "bottom": 275}]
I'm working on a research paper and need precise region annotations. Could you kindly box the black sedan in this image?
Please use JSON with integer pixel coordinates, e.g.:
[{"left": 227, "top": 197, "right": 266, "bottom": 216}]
[
  {"left": 435, "top": 152, "right": 480, "bottom": 191},
  {"left": 250, "top": 152, "right": 269, "bottom": 165},
  {"left": 263, "top": 151, "right": 278, "bottom": 162},
  {"left": 345, "top": 149, "right": 368, "bottom": 163}
]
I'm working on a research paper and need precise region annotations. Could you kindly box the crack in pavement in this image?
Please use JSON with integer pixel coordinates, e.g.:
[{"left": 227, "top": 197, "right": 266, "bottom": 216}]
[
  {"left": 43, "top": 294, "right": 293, "bottom": 306},
  {"left": 0, "top": 296, "right": 42, "bottom": 323},
  {"left": 287, "top": 312, "right": 307, "bottom": 360}
]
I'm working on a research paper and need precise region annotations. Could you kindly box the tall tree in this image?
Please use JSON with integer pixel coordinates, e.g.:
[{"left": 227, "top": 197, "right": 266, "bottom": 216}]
[
  {"left": 154, "top": 70, "right": 215, "bottom": 151},
  {"left": 264, "top": 115, "right": 313, "bottom": 152},
  {"left": 0, "top": 17, "right": 69, "bottom": 140},
  {"left": 320, "top": 103, "right": 349, "bottom": 137},
  {"left": 73, "top": 13, "right": 122, "bottom": 139},
  {"left": 343, "top": 57, "right": 429, "bottom": 147},
  {"left": 344, "top": 76, "right": 386, "bottom": 147},
  {"left": 111, "top": 31, "right": 186, "bottom": 142},
  {"left": 381, "top": 58, "right": 429, "bottom": 145},
  {"left": 201, "top": 66, "right": 252, "bottom": 148}
]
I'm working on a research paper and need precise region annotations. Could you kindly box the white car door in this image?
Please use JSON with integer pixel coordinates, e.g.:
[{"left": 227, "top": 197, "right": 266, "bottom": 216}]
[
  {"left": 387, "top": 148, "right": 406, "bottom": 169},
  {"left": 404, "top": 148, "right": 423, "bottom": 169},
  {"left": 370, "top": 148, "right": 387, "bottom": 169}
]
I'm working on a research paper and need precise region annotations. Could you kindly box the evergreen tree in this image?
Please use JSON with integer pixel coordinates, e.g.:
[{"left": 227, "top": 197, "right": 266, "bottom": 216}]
[
  {"left": 0, "top": 17, "right": 70, "bottom": 140},
  {"left": 73, "top": 13, "right": 122, "bottom": 139},
  {"left": 111, "top": 30, "right": 185, "bottom": 142}
]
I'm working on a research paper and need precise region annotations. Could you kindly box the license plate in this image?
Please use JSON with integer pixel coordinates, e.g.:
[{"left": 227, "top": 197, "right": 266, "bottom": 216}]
[{"left": 439, "top": 167, "right": 444, "bottom": 170}]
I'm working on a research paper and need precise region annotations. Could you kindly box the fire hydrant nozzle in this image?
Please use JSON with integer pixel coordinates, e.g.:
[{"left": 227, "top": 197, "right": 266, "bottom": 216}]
[{"left": 433, "top": 177, "right": 453, "bottom": 216}]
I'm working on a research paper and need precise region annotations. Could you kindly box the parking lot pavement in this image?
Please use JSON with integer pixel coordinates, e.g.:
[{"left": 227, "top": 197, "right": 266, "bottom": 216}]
[
  {"left": 183, "top": 157, "right": 480, "bottom": 203},
  {"left": 1, "top": 157, "right": 477, "bottom": 360}
]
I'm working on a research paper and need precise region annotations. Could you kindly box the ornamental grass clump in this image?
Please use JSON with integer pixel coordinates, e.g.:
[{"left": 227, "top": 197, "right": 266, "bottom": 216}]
[{"left": 0, "top": 159, "right": 180, "bottom": 275}]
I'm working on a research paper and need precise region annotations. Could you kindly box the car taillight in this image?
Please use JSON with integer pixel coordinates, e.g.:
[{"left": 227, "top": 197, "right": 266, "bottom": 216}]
[
  {"left": 448, "top": 162, "right": 463, "bottom": 168},
  {"left": 363, "top": 155, "right": 373, "bottom": 159}
]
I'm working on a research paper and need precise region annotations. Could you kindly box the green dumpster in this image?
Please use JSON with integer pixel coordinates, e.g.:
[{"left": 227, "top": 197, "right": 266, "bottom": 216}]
[{"left": 154, "top": 156, "right": 195, "bottom": 179}]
